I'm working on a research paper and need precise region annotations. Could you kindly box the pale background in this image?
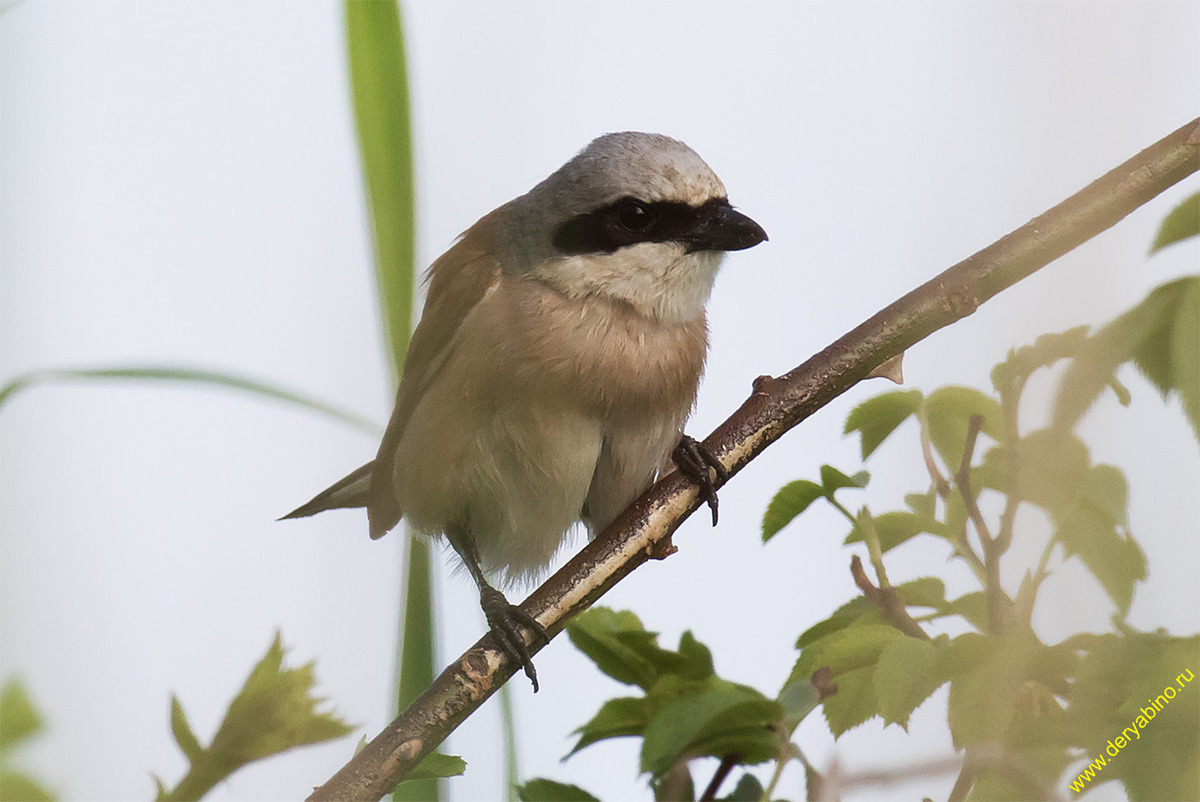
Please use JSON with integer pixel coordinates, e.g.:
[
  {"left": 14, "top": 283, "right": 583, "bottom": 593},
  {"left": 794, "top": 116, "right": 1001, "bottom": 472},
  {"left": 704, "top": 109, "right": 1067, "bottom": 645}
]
[{"left": 1, "top": 2, "right": 1197, "bottom": 801}]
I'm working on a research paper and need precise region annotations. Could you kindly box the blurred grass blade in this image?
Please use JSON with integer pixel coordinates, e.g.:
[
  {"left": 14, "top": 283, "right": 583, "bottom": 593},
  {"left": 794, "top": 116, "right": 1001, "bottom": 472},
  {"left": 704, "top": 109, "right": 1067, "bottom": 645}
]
[
  {"left": 0, "top": 366, "right": 380, "bottom": 435},
  {"left": 346, "top": 0, "right": 415, "bottom": 377},
  {"left": 344, "top": 3, "right": 440, "bottom": 801},
  {"left": 499, "top": 683, "right": 519, "bottom": 801}
]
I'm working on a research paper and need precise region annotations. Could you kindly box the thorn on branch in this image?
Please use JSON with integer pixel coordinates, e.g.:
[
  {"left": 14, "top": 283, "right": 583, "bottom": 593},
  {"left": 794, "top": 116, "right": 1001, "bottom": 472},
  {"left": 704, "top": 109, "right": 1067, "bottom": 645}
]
[{"left": 866, "top": 352, "right": 905, "bottom": 384}]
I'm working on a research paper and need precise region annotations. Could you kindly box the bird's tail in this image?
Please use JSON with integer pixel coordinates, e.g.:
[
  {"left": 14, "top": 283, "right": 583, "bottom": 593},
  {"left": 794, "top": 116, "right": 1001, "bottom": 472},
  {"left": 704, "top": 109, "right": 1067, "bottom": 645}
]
[{"left": 279, "top": 462, "right": 374, "bottom": 520}]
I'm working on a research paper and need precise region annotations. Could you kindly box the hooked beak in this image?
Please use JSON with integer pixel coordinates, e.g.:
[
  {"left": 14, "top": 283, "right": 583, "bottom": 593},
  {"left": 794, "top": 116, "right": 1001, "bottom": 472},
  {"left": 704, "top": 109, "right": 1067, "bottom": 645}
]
[{"left": 684, "top": 201, "right": 768, "bottom": 253}]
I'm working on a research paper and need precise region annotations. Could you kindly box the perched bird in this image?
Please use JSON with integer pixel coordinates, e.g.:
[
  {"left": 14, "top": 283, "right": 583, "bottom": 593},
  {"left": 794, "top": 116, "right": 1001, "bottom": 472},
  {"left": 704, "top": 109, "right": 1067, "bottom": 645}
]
[{"left": 283, "top": 132, "right": 767, "bottom": 689}]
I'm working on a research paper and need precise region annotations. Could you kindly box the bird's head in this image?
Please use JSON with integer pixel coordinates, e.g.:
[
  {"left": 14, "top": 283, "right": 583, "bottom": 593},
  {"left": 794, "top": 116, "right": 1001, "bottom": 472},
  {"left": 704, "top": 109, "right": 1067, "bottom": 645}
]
[{"left": 500, "top": 132, "right": 767, "bottom": 323}]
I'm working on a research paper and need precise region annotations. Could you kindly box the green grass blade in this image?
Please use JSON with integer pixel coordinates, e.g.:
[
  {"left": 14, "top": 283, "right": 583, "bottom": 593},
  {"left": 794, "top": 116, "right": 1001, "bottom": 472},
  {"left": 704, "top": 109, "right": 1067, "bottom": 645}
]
[
  {"left": 346, "top": 0, "right": 415, "bottom": 377},
  {"left": 0, "top": 366, "right": 380, "bottom": 435},
  {"left": 344, "top": 3, "right": 441, "bottom": 801}
]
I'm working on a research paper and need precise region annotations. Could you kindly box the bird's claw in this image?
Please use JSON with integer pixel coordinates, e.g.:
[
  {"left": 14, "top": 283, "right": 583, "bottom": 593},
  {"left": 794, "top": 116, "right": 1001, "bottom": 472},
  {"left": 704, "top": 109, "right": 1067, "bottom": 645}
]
[
  {"left": 673, "top": 434, "right": 728, "bottom": 526},
  {"left": 480, "top": 586, "right": 548, "bottom": 692}
]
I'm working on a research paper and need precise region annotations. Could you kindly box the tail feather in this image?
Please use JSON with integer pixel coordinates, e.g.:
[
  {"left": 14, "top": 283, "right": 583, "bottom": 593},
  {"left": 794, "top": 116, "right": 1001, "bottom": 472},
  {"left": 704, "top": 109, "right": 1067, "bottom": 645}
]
[{"left": 279, "top": 462, "right": 374, "bottom": 520}]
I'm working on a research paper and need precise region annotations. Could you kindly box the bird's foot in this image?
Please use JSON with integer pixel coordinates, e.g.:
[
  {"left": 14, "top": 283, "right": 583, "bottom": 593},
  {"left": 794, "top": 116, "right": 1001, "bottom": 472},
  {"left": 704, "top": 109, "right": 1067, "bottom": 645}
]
[
  {"left": 673, "top": 434, "right": 728, "bottom": 526},
  {"left": 480, "top": 586, "right": 549, "bottom": 692}
]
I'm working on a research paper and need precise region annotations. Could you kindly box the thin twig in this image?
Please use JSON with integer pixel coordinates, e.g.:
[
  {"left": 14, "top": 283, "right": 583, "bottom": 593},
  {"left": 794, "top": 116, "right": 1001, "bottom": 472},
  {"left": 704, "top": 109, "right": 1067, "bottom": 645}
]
[
  {"left": 953, "top": 414, "right": 1009, "bottom": 633},
  {"left": 917, "top": 406, "right": 952, "bottom": 499},
  {"left": 698, "top": 753, "right": 743, "bottom": 801},
  {"left": 851, "top": 555, "right": 930, "bottom": 640},
  {"left": 307, "top": 118, "right": 1200, "bottom": 802}
]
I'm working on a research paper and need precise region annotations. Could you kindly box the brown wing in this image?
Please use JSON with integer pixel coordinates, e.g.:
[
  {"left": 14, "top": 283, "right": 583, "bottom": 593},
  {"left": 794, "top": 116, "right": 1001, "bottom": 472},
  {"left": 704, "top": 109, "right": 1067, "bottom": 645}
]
[{"left": 367, "top": 214, "right": 502, "bottom": 538}]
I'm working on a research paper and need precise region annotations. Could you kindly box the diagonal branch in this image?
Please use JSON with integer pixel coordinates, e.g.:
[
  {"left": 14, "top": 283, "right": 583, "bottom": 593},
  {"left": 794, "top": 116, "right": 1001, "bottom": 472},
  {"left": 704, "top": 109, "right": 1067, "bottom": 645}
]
[{"left": 307, "top": 117, "right": 1200, "bottom": 802}]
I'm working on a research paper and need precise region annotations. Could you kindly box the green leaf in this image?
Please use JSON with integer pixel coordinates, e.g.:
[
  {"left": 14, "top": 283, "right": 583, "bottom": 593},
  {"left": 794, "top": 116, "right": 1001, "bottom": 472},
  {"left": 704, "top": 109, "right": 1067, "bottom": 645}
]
[
  {"left": 1055, "top": 277, "right": 1198, "bottom": 434},
  {"left": 990, "top": 327, "right": 1090, "bottom": 397},
  {"left": 399, "top": 753, "right": 466, "bottom": 783},
  {"left": 820, "top": 664, "right": 879, "bottom": 737},
  {"left": 717, "top": 773, "right": 765, "bottom": 802},
  {"left": 0, "top": 682, "right": 43, "bottom": 752},
  {"left": 0, "top": 771, "right": 55, "bottom": 802},
  {"left": 640, "top": 682, "right": 781, "bottom": 776},
  {"left": 923, "top": 386, "right": 1002, "bottom": 471},
  {"left": 568, "top": 697, "right": 650, "bottom": 756},
  {"left": 844, "top": 511, "right": 940, "bottom": 552},
  {"left": 1066, "top": 631, "right": 1200, "bottom": 802},
  {"left": 844, "top": 389, "right": 924, "bottom": 459},
  {"left": 893, "top": 577, "right": 949, "bottom": 610},
  {"left": 978, "top": 429, "right": 1091, "bottom": 518},
  {"left": 947, "top": 592, "right": 990, "bottom": 631},
  {"left": 944, "top": 633, "right": 1040, "bottom": 748},
  {"left": 819, "top": 465, "right": 870, "bottom": 493},
  {"left": 516, "top": 779, "right": 601, "bottom": 802},
  {"left": 795, "top": 597, "right": 878, "bottom": 649},
  {"left": 797, "top": 612, "right": 947, "bottom": 737},
  {"left": 777, "top": 671, "right": 822, "bottom": 736},
  {"left": 873, "top": 636, "right": 946, "bottom": 728},
  {"left": 566, "top": 608, "right": 713, "bottom": 691},
  {"left": 0, "top": 366, "right": 380, "bottom": 435},
  {"left": 1150, "top": 191, "right": 1200, "bottom": 253},
  {"left": 157, "top": 633, "right": 354, "bottom": 802},
  {"left": 762, "top": 480, "right": 825, "bottom": 542},
  {"left": 169, "top": 696, "right": 203, "bottom": 763},
  {"left": 1169, "top": 275, "right": 1199, "bottom": 439},
  {"left": 1057, "top": 506, "right": 1146, "bottom": 619}
]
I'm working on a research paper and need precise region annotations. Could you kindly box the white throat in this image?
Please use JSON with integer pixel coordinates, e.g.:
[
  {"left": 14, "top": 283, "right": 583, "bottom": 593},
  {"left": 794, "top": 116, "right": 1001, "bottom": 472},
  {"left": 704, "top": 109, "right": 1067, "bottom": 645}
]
[{"left": 534, "top": 243, "right": 723, "bottom": 324}]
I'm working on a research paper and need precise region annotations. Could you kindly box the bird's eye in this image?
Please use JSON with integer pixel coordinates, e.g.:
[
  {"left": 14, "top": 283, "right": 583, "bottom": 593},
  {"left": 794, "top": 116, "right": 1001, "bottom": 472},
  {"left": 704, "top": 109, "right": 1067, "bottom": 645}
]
[{"left": 616, "top": 200, "right": 655, "bottom": 232}]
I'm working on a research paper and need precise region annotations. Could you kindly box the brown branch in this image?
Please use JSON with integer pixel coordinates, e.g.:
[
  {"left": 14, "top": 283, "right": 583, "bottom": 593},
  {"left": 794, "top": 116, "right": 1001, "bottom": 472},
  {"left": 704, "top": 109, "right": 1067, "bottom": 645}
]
[
  {"left": 851, "top": 554, "right": 931, "bottom": 640},
  {"left": 306, "top": 118, "right": 1200, "bottom": 801},
  {"left": 698, "top": 753, "right": 742, "bottom": 801},
  {"left": 953, "top": 414, "right": 1010, "bottom": 633}
]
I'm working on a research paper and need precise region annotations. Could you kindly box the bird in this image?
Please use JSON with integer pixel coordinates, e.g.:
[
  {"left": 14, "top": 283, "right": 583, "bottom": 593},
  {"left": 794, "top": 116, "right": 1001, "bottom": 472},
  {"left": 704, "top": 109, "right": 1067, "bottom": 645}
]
[{"left": 282, "top": 132, "right": 767, "bottom": 690}]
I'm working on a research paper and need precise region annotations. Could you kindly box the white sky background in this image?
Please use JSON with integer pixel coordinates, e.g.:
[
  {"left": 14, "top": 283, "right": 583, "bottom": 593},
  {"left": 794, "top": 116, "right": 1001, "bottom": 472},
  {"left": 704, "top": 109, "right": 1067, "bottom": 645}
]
[{"left": 1, "top": 2, "right": 1198, "bottom": 801}]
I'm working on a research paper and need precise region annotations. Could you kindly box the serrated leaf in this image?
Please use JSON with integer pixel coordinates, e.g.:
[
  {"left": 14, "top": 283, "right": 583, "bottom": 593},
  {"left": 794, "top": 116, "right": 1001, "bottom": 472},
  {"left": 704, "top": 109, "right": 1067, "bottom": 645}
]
[
  {"left": 762, "top": 480, "right": 826, "bottom": 542},
  {"left": 0, "top": 681, "right": 43, "bottom": 752},
  {"left": 821, "top": 663, "right": 880, "bottom": 737},
  {"left": 1085, "top": 463, "right": 1130, "bottom": 527},
  {"left": 640, "top": 682, "right": 781, "bottom": 775},
  {"left": 819, "top": 465, "right": 870, "bottom": 493},
  {"left": 1150, "top": 191, "right": 1200, "bottom": 252},
  {"left": 399, "top": 752, "right": 466, "bottom": 783},
  {"left": 157, "top": 633, "right": 353, "bottom": 802},
  {"left": 791, "top": 624, "right": 905, "bottom": 689},
  {"left": 206, "top": 633, "right": 353, "bottom": 764},
  {"left": 568, "top": 697, "right": 650, "bottom": 757},
  {"left": 169, "top": 696, "right": 203, "bottom": 763},
  {"left": 873, "top": 637, "right": 946, "bottom": 728},
  {"left": 844, "top": 389, "right": 924, "bottom": 459},
  {"left": 923, "top": 387, "right": 1002, "bottom": 471},
  {"left": 516, "top": 778, "right": 601, "bottom": 802}
]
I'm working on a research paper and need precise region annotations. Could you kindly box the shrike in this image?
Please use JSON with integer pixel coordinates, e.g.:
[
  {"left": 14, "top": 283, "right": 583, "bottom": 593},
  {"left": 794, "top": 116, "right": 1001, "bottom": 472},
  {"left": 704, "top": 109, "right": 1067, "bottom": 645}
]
[{"left": 284, "top": 132, "right": 767, "bottom": 689}]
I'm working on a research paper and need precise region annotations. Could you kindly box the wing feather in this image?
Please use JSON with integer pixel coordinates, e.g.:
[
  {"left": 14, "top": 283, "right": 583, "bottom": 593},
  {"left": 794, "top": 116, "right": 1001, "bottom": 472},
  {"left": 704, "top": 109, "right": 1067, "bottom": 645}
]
[{"left": 367, "top": 214, "right": 502, "bottom": 538}]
